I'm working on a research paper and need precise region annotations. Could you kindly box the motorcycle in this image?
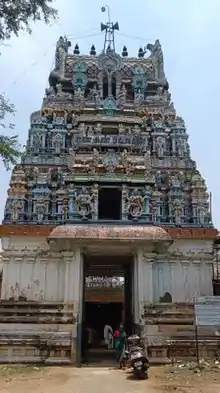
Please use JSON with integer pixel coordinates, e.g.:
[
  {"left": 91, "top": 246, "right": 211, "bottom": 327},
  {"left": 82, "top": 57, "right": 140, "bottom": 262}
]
[{"left": 127, "top": 334, "right": 149, "bottom": 379}]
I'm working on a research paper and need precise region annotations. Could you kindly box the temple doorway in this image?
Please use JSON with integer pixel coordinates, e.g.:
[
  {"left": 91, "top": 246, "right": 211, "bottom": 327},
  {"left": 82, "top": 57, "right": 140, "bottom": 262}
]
[{"left": 81, "top": 254, "right": 133, "bottom": 364}]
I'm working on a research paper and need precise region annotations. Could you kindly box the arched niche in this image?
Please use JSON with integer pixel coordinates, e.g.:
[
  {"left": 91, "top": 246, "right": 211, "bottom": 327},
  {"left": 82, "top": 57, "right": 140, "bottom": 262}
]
[
  {"left": 85, "top": 81, "right": 99, "bottom": 98},
  {"left": 103, "top": 73, "right": 108, "bottom": 99}
]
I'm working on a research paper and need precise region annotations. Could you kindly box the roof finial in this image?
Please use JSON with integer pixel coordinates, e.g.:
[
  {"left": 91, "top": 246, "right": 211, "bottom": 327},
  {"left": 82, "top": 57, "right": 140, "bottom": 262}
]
[{"left": 101, "top": 5, "right": 119, "bottom": 52}]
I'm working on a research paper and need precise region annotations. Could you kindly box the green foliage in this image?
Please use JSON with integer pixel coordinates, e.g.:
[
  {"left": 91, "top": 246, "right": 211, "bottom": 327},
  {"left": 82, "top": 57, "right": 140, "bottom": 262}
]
[
  {"left": 0, "top": 0, "right": 58, "bottom": 40},
  {"left": 0, "top": 93, "right": 21, "bottom": 170},
  {"left": 0, "top": 0, "right": 58, "bottom": 169}
]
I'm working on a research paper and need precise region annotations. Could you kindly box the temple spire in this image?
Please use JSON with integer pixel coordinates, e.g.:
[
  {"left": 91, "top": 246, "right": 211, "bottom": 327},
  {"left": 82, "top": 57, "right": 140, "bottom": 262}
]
[{"left": 101, "top": 5, "right": 119, "bottom": 52}]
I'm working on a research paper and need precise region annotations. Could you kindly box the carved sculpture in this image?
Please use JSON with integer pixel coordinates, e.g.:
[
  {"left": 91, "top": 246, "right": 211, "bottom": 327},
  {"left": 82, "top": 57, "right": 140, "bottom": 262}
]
[
  {"left": 118, "top": 84, "right": 127, "bottom": 106},
  {"left": 147, "top": 39, "right": 166, "bottom": 83},
  {"left": 11, "top": 199, "right": 23, "bottom": 220},
  {"left": 55, "top": 36, "right": 71, "bottom": 70},
  {"left": 156, "top": 136, "right": 165, "bottom": 157},
  {"left": 134, "top": 89, "right": 144, "bottom": 106},
  {"left": 126, "top": 189, "right": 145, "bottom": 218},
  {"left": 3, "top": 34, "right": 212, "bottom": 231},
  {"left": 173, "top": 200, "right": 183, "bottom": 225},
  {"left": 52, "top": 133, "right": 62, "bottom": 153},
  {"left": 75, "top": 187, "right": 94, "bottom": 219},
  {"left": 74, "top": 87, "right": 84, "bottom": 103}
]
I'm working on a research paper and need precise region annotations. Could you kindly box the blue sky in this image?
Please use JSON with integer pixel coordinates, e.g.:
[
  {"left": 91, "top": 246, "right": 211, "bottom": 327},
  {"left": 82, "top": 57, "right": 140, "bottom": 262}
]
[{"left": 0, "top": 0, "right": 219, "bottom": 227}]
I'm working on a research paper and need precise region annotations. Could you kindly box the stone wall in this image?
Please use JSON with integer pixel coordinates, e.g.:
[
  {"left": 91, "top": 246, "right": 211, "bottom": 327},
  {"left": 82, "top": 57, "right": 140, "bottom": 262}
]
[
  {"left": 1, "top": 237, "right": 83, "bottom": 307},
  {"left": 143, "top": 303, "right": 219, "bottom": 363},
  {"left": 141, "top": 239, "right": 214, "bottom": 304},
  {"left": 0, "top": 301, "right": 76, "bottom": 363}
]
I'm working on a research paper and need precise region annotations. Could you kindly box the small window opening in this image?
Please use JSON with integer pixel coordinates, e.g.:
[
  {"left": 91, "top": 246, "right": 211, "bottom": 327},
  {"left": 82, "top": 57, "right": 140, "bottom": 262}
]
[
  {"left": 98, "top": 187, "right": 121, "bottom": 220},
  {"left": 112, "top": 76, "right": 116, "bottom": 99},
  {"left": 125, "top": 83, "right": 133, "bottom": 101},
  {"left": 103, "top": 76, "right": 108, "bottom": 99},
  {"left": 85, "top": 81, "right": 95, "bottom": 98}
]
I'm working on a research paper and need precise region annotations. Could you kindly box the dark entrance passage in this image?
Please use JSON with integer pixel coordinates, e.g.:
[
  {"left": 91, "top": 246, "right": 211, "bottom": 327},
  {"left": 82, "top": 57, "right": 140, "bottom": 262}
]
[
  {"left": 81, "top": 254, "right": 133, "bottom": 364},
  {"left": 84, "top": 302, "right": 123, "bottom": 348},
  {"left": 98, "top": 187, "right": 121, "bottom": 220}
]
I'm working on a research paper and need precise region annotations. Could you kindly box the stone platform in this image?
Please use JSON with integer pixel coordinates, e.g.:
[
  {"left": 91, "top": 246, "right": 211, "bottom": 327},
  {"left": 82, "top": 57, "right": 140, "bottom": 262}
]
[
  {"left": 0, "top": 301, "right": 218, "bottom": 364},
  {"left": 144, "top": 303, "right": 219, "bottom": 363},
  {"left": 0, "top": 301, "right": 75, "bottom": 364}
]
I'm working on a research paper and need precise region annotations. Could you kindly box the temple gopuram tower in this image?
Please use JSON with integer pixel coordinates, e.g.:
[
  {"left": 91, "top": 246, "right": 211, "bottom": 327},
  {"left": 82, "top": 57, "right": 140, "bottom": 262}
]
[{"left": 0, "top": 17, "right": 217, "bottom": 364}]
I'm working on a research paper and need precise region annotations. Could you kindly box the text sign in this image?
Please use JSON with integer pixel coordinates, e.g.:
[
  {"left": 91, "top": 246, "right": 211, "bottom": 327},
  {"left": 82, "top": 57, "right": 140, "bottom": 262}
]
[{"left": 195, "top": 296, "right": 220, "bottom": 326}]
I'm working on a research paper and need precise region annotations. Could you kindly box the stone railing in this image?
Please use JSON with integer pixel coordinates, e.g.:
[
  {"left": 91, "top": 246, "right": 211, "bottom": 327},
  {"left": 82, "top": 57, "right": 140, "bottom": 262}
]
[{"left": 0, "top": 301, "right": 76, "bottom": 364}]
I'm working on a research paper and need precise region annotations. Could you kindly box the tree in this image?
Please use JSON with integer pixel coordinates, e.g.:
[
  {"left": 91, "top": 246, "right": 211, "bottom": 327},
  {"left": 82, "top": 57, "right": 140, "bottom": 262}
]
[
  {"left": 0, "top": 94, "right": 20, "bottom": 170},
  {"left": 0, "top": 0, "right": 58, "bottom": 169}
]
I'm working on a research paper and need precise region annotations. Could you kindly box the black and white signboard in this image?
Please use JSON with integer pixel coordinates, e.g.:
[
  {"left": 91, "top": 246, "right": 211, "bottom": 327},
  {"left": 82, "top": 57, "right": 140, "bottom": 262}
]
[{"left": 194, "top": 296, "right": 220, "bottom": 326}]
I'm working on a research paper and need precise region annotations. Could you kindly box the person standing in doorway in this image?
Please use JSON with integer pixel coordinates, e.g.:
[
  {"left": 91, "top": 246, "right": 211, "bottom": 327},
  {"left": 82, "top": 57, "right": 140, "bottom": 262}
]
[
  {"left": 114, "top": 323, "right": 127, "bottom": 366},
  {"left": 104, "top": 324, "right": 113, "bottom": 349}
]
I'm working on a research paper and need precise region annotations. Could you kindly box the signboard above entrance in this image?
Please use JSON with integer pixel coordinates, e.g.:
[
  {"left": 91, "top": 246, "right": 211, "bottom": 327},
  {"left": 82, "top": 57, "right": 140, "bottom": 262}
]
[{"left": 194, "top": 296, "right": 220, "bottom": 326}]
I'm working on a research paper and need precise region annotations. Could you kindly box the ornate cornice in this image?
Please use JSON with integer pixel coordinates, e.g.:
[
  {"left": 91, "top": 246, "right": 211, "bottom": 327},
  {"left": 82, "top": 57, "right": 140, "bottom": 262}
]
[{"left": 0, "top": 224, "right": 217, "bottom": 239}]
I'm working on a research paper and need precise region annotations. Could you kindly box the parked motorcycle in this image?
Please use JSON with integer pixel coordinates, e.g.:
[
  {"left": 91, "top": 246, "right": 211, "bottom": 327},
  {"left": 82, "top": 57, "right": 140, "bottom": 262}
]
[{"left": 127, "top": 334, "right": 149, "bottom": 379}]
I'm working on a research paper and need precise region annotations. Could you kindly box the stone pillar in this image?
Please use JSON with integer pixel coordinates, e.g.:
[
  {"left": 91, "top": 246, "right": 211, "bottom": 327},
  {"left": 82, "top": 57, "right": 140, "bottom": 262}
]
[
  {"left": 63, "top": 251, "right": 74, "bottom": 303},
  {"left": 137, "top": 249, "right": 144, "bottom": 320},
  {"left": 170, "top": 260, "right": 178, "bottom": 302},
  {"left": 63, "top": 248, "right": 83, "bottom": 309},
  {"left": 134, "top": 249, "right": 156, "bottom": 323},
  {"left": 200, "top": 258, "right": 213, "bottom": 296},
  {"left": 181, "top": 260, "right": 190, "bottom": 302},
  {"left": 133, "top": 250, "right": 144, "bottom": 324},
  {"left": 142, "top": 252, "right": 155, "bottom": 303},
  {"left": 0, "top": 253, "right": 10, "bottom": 299},
  {"left": 191, "top": 260, "right": 201, "bottom": 300}
]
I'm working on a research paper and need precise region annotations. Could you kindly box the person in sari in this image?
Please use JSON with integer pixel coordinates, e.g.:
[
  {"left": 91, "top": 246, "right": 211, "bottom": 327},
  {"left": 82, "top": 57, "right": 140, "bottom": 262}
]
[{"left": 114, "top": 324, "right": 127, "bottom": 366}]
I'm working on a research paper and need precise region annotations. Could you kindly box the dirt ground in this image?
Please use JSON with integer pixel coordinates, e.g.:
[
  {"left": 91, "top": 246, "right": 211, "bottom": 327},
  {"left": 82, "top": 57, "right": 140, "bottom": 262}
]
[{"left": 0, "top": 363, "right": 220, "bottom": 393}]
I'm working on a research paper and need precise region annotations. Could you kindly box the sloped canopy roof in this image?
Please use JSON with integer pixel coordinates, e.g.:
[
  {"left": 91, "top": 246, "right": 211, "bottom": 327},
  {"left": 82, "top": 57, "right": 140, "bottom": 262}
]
[{"left": 48, "top": 224, "right": 171, "bottom": 242}]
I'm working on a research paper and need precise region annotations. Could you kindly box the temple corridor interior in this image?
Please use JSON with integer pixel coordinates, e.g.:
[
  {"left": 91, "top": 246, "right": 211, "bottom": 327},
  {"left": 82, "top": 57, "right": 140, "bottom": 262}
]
[{"left": 82, "top": 254, "right": 133, "bottom": 362}]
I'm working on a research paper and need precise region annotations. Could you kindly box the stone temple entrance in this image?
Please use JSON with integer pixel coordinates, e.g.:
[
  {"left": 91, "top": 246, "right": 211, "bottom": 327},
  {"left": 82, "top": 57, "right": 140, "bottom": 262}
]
[
  {"left": 82, "top": 254, "right": 133, "bottom": 364},
  {"left": 46, "top": 224, "right": 173, "bottom": 365}
]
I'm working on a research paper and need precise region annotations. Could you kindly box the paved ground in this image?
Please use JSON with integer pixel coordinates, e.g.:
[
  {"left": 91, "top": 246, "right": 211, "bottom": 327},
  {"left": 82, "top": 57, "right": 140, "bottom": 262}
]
[{"left": 0, "top": 364, "right": 220, "bottom": 393}]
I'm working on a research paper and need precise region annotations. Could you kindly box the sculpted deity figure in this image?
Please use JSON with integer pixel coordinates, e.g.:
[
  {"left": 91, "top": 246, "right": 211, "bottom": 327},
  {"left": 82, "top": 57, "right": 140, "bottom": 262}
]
[
  {"left": 121, "top": 149, "right": 128, "bottom": 167},
  {"left": 78, "top": 123, "right": 86, "bottom": 135},
  {"left": 33, "top": 133, "right": 42, "bottom": 149},
  {"left": 118, "top": 84, "right": 127, "bottom": 106},
  {"left": 147, "top": 39, "right": 166, "bottom": 81},
  {"left": 56, "top": 83, "right": 63, "bottom": 96},
  {"left": 61, "top": 202, "right": 68, "bottom": 221},
  {"left": 198, "top": 205, "right": 206, "bottom": 224},
  {"left": 68, "top": 149, "right": 75, "bottom": 171},
  {"left": 176, "top": 139, "right": 185, "bottom": 157},
  {"left": 75, "top": 187, "right": 94, "bottom": 219},
  {"left": 75, "top": 87, "right": 84, "bottom": 103},
  {"left": 45, "top": 86, "right": 55, "bottom": 97},
  {"left": 126, "top": 188, "right": 145, "bottom": 218},
  {"left": 144, "top": 150, "right": 151, "bottom": 173},
  {"left": 90, "top": 85, "right": 101, "bottom": 106},
  {"left": 157, "top": 86, "right": 164, "bottom": 96},
  {"left": 53, "top": 133, "right": 62, "bottom": 153},
  {"left": 94, "top": 123, "right": 102, "bottom": 134},
  {"left": 91, "top": 183, "right": 99, "bottom": 217},
  {"left": 173, "top": 200, "right": 182, "bottom": 225},
  {"left": 134, "top": 89, "right": 144, "bottom": 105},
  {"left": 156, "top": 136, "right": 165, "bottom": 157},
  {"left": 170, "top": 173, "right": 181, "bottom": 188},
  {"left": 36, "top": 203, "right": 45, "bottom": 222},
  {"left": 133, "top": 125, "right": 141, "bottom": 134},
  {"left": 92, "top": 148, "right": 100, "bottom": 166},
  {"left": 32, "top": 167, "right": 39, "bottom": 183},
  {"left": 119, "top": 123, "right": 125, "bottom": 134},
  {"left": 11, "top": 199, "right": 23, "bottom": 220}
]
